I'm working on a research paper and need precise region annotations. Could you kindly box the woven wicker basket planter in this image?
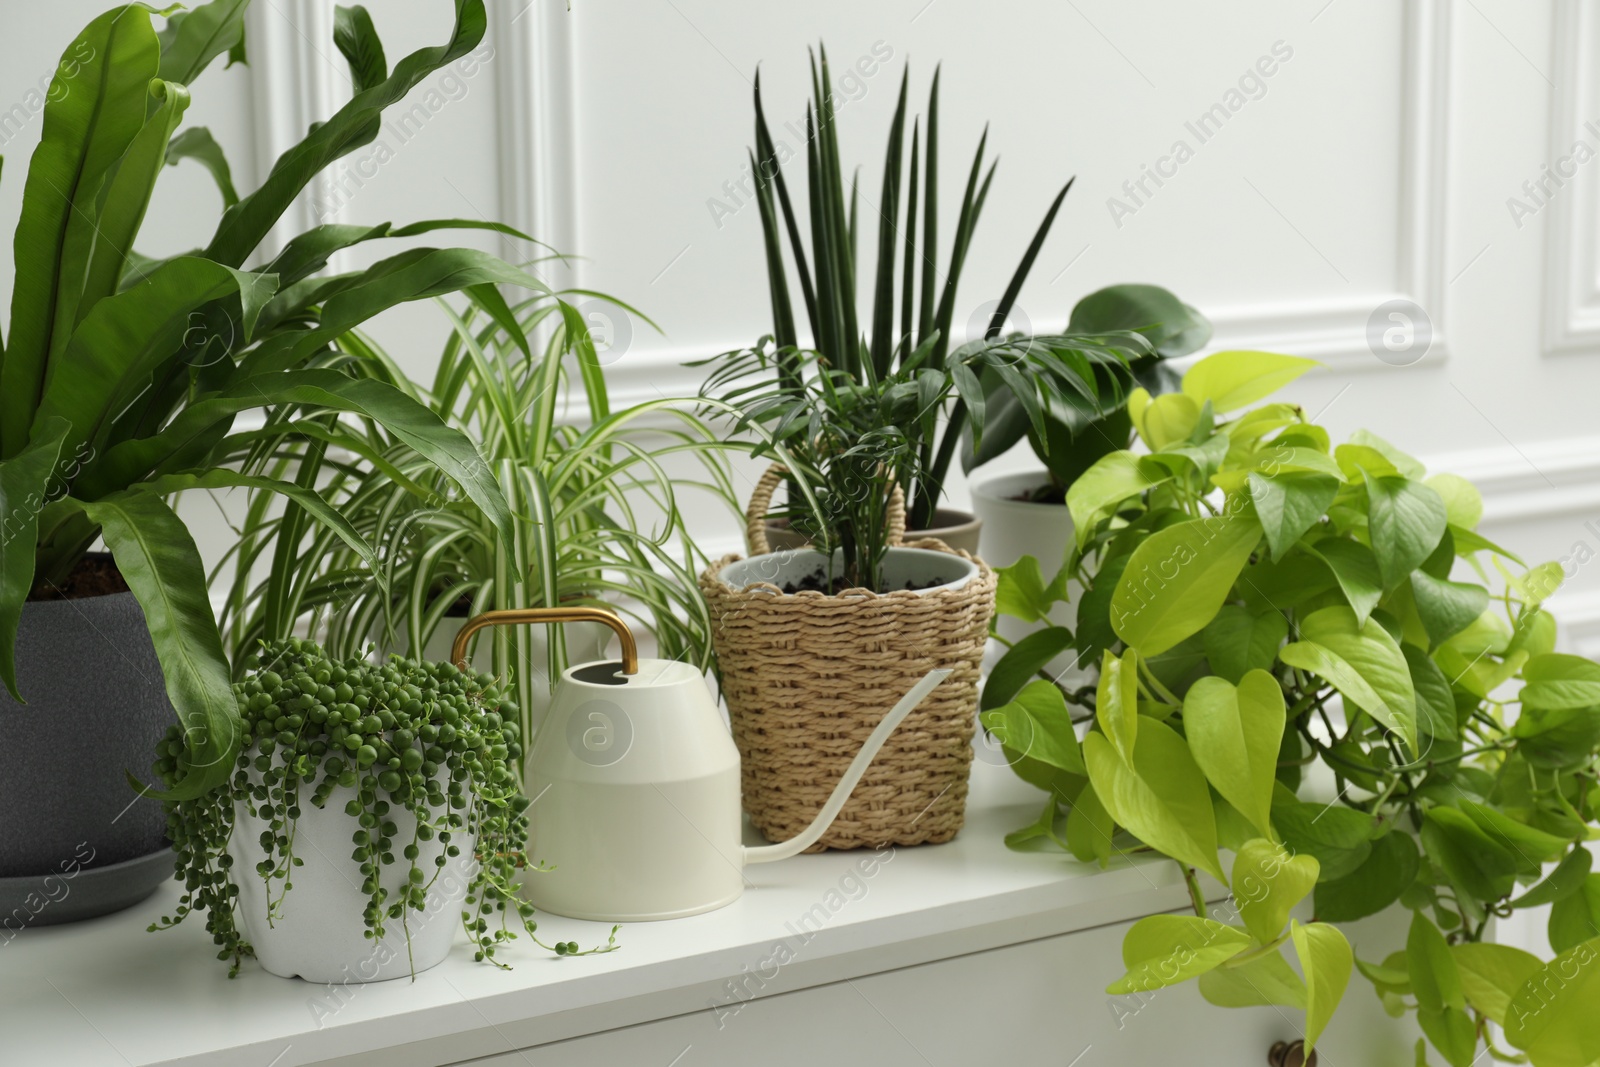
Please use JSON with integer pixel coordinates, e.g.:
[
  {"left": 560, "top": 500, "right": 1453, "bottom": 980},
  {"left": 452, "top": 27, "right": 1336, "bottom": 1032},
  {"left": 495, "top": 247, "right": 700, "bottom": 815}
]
[{"left": 699, "top": 468, "right": 996, "bottom": 850}]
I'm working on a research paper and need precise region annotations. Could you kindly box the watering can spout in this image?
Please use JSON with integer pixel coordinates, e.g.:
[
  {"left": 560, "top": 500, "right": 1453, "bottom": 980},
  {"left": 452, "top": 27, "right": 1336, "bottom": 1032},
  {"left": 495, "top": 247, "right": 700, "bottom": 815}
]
[{"left": 742, "top": 668, "right": 953, "bottom": 865}]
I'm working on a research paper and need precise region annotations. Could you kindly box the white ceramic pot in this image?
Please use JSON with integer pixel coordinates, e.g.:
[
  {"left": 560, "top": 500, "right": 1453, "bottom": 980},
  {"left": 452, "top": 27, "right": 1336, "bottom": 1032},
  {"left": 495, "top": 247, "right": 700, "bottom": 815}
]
[
  {"left": 716, "top": 545, "right": 980, "bottom": 595},
  {"left": 971, "top": 469, "right": 1081, "bottom": 679},
  {"left": 229, "top": 782, "right": 476, "bottom": 983}
]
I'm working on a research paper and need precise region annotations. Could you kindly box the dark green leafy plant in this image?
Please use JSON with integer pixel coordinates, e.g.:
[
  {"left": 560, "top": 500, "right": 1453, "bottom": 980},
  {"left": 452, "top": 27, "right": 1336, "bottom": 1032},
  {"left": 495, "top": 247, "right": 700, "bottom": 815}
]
[
  {"left": 742, "top": 47, "right": 1210, "bottom": 526},
  {"left": 152, "top": 638, "right": 616, "bottom": 976},
  {"left": 984, "top": 350, "right": 1600, "bottom": 1065},
  {"left": 700, "top": 337, "right": 924, "bottom": 591},
  {"left": 963, "top": 284, "right": 1213, "bottom": 500},
  {"left": 0, "top": 0, "right": 551, "bottom": 799},
  {"left": 702, "top": 327, "right": 1143, "bottom": 591}
]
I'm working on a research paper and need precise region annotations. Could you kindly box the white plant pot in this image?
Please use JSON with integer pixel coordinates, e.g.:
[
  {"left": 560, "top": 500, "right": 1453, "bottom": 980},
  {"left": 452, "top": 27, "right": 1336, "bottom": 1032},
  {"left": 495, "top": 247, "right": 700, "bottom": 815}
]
[
  {"left": 229, "top": 781, "right": 476, "bottom": 983},
  {"left": 971, "top": 469, "right": 1082, "bottom": 680},
  {"left": 716, "top": 545, "right": 980, "bottom": 595}
]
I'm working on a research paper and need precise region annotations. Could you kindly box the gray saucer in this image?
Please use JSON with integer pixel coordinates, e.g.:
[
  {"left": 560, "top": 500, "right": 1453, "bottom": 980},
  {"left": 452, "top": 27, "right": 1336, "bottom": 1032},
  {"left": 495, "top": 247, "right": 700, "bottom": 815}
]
[{"left": 0, "top": 850, "right": 173, "bottom": 930}]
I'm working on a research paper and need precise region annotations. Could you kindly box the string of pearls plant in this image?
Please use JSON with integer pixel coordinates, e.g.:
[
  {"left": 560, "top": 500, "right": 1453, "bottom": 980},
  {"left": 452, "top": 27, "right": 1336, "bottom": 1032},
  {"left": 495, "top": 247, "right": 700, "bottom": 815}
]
[{"left": 149, "top": 639, "right": 617, "bottom": 976}]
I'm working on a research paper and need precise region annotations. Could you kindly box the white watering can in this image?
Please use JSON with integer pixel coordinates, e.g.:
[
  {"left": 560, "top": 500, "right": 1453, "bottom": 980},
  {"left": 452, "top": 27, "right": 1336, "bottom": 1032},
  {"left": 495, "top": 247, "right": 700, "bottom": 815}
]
[{"left": 452, "top": 607, "right": 951, "bottom": 922}]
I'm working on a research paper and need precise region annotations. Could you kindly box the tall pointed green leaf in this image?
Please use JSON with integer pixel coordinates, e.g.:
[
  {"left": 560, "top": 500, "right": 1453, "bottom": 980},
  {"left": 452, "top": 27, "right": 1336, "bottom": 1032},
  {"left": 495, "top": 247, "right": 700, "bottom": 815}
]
[
  {"left": 752, "top": 70, "right": 815, "bottom": 349},
  {"left": 204, "top": 0, "right": 487, "bottom": 267},
  {"left": 157, "top": 0, "right": 250, "bottom": 85},
  {"left": 3, "top": 5, "right": 160, "bottom": 457},
  {"left": 333, "top": 5, "right": 389, "bottom": 92},
  {"left": 80, "top": 80, "right": 191, "bottom": 320},
  {"left": 929, "top": 127, "right": 990, "bottom": 370},
  {"left": 749, "top": 144, "right": 797, "bottom": 352},
  {"left": 987, "top": 178, "right": 1072, "bottom": 341},
  {"left": 868, "top": 70, "right": 908, "bottom": 379},
  {"left": 916, "top": 66, "right": 939, "bottom": 346},
  {"left": 900, "top": 119, "right": 919, "bottom": 353},
  {"left": 32, "top": 257, "right": 276, "bottom": 460}
]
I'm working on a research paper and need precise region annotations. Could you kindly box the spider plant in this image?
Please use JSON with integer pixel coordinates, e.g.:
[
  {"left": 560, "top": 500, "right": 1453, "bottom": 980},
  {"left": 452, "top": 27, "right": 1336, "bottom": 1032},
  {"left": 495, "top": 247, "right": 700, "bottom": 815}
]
[
  {"left": 744, "top": 47, "right": 1210, "bottom": 526},
  {"left": 218, "top": 292, "right": 740, "bottom": 742}
]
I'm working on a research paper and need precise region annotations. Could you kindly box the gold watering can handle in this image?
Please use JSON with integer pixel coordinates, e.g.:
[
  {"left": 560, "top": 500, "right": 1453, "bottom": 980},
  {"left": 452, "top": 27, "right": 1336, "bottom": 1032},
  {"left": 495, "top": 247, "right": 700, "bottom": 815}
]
[{"left": 450, "top": 607, "right": 639, "bottom": 676}]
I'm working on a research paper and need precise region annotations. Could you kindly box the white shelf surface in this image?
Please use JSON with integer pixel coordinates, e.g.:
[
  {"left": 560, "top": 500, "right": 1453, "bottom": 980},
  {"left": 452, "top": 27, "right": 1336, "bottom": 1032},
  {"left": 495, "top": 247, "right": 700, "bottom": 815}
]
[{"left": 1, "top": 759, "right": 1203, "bottom": 1067}]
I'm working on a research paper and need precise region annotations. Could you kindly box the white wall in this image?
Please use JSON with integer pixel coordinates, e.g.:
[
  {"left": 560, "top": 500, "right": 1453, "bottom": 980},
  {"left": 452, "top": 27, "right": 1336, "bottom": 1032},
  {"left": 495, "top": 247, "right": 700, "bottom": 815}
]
[{"left": 5, "top": 0, "right": 1600, "bottom": 649}]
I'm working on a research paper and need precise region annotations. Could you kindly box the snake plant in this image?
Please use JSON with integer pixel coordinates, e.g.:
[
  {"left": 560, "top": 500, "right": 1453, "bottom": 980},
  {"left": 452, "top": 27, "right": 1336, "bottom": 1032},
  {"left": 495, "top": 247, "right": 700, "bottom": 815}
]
[
  {"left": 742, "top": 47, "right": 1211, "bottom": 527},
  {"left": 0, "top": 0, "right": 550, "bottom": 799}
]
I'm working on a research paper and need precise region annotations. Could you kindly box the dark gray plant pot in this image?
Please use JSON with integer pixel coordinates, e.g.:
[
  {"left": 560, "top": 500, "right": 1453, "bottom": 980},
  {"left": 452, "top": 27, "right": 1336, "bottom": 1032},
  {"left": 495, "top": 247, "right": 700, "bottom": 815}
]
[{"left": 0, "top": 578, "right": 174, "bottom": 926}]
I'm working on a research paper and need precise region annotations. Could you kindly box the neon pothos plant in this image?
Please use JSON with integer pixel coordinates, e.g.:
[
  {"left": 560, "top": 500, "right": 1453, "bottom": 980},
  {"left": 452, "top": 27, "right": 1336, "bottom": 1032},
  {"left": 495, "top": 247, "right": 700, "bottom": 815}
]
[
  {"left": 984, "top": 350, "right": 1600, "bottom": 1065},
  {"left": 744, "top": 47, "right": 1206, "bottom": 532},
  {"left": 0, "top": 0, "right": 547, "bottom": 800}
]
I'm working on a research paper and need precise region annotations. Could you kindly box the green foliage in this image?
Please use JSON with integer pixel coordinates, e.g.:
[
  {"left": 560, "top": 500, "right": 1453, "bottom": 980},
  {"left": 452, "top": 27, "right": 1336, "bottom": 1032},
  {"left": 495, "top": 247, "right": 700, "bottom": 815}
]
[
  {"left": 217, "top": 297, "right": 737, "bottom": 741},
  {"left": 721, "top": 44, "right": 1208, "bottom": 558},
  {"left": 986, "top": 349, "right": 1600, "bottom": 1063},
  {"left": 0, "top": 0, "right": 546, "bottom": 800},
  {"left": 149, "top": 638, "right": 616, "bottom": 975}
]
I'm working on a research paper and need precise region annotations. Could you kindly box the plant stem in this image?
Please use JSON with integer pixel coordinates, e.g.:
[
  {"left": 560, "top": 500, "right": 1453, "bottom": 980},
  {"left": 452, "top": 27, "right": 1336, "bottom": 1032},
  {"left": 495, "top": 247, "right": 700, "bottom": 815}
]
[
  {"left": 1181, "top": 862, "right": 1206, "bottom": 919},
  {"left": 1138, "top": 657, "right": 1182, "bottom": 707}
]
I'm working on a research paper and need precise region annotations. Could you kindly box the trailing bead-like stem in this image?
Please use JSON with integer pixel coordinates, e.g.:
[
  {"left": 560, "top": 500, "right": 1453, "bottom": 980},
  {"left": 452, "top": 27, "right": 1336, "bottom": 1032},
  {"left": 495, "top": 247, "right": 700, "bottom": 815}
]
[{"left": 149, "top": 638, "right": 618, "bottom": 976}]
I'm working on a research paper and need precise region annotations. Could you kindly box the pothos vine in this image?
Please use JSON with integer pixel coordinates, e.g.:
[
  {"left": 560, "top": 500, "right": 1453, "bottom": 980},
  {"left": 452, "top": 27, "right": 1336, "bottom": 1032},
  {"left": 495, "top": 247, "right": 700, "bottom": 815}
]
[{"left": 150, "top": 639, "right": 616, "bottom": 976}]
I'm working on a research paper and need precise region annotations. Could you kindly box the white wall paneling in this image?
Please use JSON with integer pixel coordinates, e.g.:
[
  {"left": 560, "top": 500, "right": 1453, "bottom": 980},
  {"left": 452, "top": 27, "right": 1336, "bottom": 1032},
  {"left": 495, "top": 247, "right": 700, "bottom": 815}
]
[
  {"left": 490, "top": 0, "right": 580, "bottom": 293},
  {"left": 1205, "top": 0, "right": 1453, "bottom": 368},
  {"left": 1541, "top": 0, "right": 1600, "bottom": 354},
  {"left": 245, "top": 0, "right": 340, "bottom": 258},
  {"left": 1425, "top": 436, "right": 1600, "bottom": 654}
]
